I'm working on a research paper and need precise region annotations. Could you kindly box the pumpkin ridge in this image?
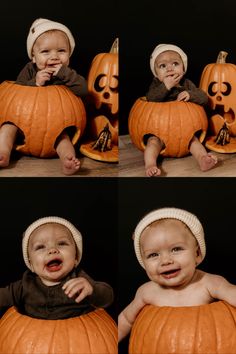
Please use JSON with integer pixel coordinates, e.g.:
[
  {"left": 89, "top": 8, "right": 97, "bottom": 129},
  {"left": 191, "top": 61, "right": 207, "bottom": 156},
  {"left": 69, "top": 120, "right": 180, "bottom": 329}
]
[
  {"left": 208, "top": 303, "right": 221, "bottom": 353},
  {"left": 88, "top": 310, "right": 112, "bottom": 353},
  {"left": 11, "top": 312, "right": 35, "bottom": 354}
]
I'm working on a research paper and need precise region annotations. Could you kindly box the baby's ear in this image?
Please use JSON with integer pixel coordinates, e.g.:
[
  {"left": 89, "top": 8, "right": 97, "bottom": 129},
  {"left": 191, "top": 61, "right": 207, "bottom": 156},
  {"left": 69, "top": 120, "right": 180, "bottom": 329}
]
[
  {"left": 195, "top": 246, "right": 202, "bottom": 265},
  {"left": 32, "top": 55, "right": 36, "bottom": 63}
]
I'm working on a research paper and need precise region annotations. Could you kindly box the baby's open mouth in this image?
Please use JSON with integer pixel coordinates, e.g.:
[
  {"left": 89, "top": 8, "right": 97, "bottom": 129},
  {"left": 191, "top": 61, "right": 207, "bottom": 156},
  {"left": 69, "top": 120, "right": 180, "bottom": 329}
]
[
  {"left": 46, "top": 259, "right": 63, "bottom": 272},
  {"left": 161, "top": 268, "right": 180, "bottom": 279}
]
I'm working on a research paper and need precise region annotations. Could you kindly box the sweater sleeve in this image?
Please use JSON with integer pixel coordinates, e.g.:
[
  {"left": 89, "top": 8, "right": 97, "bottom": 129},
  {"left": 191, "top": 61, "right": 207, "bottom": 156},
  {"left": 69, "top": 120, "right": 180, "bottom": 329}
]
[
  {"left": 79, "top": 269, "right": 114, "bottom": 308},
  {"left": 184, "top": 79, "right": 209, "bottom": 106},
  {"left": 146, "top": 77, "right": 170, "bottom": 102},
  {"left": 0, "top": 279, "right": 23, "bottom": 312},
  {"left": 15, "top": 62, "right": 37, "bottom": 86},
  {"left": 54, "top": 66, "right": 88, "bottom": 97}
]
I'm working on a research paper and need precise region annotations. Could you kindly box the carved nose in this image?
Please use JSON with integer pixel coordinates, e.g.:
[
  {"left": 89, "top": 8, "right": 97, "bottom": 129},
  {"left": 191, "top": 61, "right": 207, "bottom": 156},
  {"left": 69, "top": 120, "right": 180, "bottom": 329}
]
[
  {"left": 216, "top": 96, "right": 222, "bottom": 101},
  {"left": 103, "top": 92, "right": 110, "bottom": 99}
]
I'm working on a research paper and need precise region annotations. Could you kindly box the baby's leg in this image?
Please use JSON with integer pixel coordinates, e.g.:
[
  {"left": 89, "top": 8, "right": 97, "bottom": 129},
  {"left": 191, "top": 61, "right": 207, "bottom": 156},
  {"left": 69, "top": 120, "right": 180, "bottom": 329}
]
[
  {"left": 0, "top": 123, "right": 18, "bottom": 167},
  {"left": 144, "top": 136, "right": 163, "bottom": 177},
  {"left": 189, "top": 135, "right": 218, "bottom": 171},
  {"left": 55, "top": 132, "right": 80, "bottom": 175}
]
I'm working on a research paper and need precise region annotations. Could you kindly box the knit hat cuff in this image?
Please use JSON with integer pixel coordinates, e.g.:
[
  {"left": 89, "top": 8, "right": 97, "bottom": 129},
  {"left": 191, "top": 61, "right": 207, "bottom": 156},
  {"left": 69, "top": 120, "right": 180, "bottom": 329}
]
[
  {"left": 22, "top": 216, "right": 82, "bottom": 270},
  {"left": 133, "top": 208, "right": 205, "bottom": 268}
]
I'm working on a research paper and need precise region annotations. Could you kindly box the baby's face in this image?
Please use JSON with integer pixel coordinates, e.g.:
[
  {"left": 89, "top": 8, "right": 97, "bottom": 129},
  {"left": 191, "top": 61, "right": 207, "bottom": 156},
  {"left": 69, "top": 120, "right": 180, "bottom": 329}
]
[
  {"left": 32, "top": 30, "right": 70, "bottom": 70},
  {"left": 154, "top": 50, "right": 184, "bottom": 82},
  {"left": 28, "top": 223, "right": 78, "bottom": 286},
  {"left": 140, "top": 219, "right": 201, "bottom": 289}
]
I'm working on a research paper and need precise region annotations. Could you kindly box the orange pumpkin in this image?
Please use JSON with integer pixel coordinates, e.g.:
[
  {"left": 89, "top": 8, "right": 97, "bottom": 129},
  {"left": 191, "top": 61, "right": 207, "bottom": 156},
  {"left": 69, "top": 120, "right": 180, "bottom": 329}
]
[
  {"left": 0, "top": 307, "right": 117, "bottom": 354},
  {"left": 87, "top": 39, "right": 118, "bottom": 115},
  {"left": 129, "top": 302, "right": 236, "bottom": 354},
  {"left": 0, "top": 81, "right": 86, "bottom": 158},
  {"left": 80, "top": 39, "right": 118, "bottom": 163},
  {"left": 200, "top": 51, "right": 236, "bottom": 152},
  {"left": 128, "top": 98, "right": 208, "bottom": 157}
]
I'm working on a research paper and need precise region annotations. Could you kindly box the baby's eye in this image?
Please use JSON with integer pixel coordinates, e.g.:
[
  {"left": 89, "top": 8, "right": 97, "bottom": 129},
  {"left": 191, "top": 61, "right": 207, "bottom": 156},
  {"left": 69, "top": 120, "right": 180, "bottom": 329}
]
[
  {"left": 58, "top": 241, "right": 69, "bottom": 246},
  {"left": 159, "top": 64, "right": 166, "bottom": 69},
  {"left": 147, "top": 252, "right": 159, "bottom": 258},
  {"left": 58, "top": 49, "right": 66, "bottom": 53},
  {"left": 35, "top": 244, "right": 45, "bottom": 251},
  {"left": 41, "top": 50, "right": 49, "bottom": 54},
  {"left": 172, "top": 247, "right": 183, "bottom": 253},
  {"left": 172, "top": 62, "right": 180, "bottom": 67}
]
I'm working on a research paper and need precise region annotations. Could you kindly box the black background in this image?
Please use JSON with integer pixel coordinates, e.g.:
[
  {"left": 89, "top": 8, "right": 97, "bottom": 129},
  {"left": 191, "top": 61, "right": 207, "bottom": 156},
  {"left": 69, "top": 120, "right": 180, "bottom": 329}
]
[
  {"left": 118, "top": 178, "right": 236, "bottom": 353},
  {"left": 0, "top": 178, "right": 118, "bottom": 320},
  {"left": 120, "top": 0, "right": 236, "bottom": 134}
]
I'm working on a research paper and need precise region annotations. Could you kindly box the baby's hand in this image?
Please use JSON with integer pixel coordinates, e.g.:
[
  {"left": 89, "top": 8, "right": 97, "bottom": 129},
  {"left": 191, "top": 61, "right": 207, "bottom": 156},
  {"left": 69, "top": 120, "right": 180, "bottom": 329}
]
[
  {"left": 163, "top": 73, "right": 183, "bottom": 90},
  {"left": 47, "top": 63, "right": 63, "bottom": 76},
  {"left": 177, "top": 90, "right": 190, "bottom": 101},
  {"left": 35, "top": 68, "right": 54, "bottom": 86},
  {"left": 62, "top": 277, "right": 93, "bottom": 303}
]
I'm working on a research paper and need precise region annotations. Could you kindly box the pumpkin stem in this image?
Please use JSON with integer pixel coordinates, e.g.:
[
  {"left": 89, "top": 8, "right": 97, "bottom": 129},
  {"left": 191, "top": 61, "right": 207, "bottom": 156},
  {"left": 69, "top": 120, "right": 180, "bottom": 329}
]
[
  {"left": 110, "top": 38, "right": 119, "bottom": 54},
  {"left": 216, "top": 51, "right": 228, "bottom": 64}
]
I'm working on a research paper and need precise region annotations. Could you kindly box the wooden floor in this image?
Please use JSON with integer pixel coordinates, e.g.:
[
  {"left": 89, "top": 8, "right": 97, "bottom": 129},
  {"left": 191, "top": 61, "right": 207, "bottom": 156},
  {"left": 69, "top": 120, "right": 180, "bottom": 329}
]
[
  {"left": 119, "top": 135, "right": 236, "bottom": 177},
  {"left": 0, "top": 151, "right": 118, "bottom": 177},
  {"left": 2, "top": 136, "right": 236, "bottom": 177}
]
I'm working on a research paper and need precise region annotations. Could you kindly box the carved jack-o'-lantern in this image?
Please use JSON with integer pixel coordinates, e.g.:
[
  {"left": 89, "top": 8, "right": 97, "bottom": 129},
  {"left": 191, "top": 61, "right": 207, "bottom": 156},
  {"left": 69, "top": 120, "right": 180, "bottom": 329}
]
[
  {"left": 0, "top": 81, "right": 86, "bottom": 157},
  {"left": 80, "top": 39, "right": 118, "bottom": 163},
  {"left": 87, "top": 38, "right": 118, "bottom": 115},
  {"left": 200, "top": 51, "right": 236, "bottom": 152}
]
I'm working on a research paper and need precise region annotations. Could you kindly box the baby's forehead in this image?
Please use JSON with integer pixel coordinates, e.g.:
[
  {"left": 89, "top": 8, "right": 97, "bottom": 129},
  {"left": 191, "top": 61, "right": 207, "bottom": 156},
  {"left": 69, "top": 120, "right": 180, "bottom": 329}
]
[
  {"left": 141, "top": 218, "right": 193, "bottom": 239},
  {"left": 155, "top": 50, "right": 181, "bottom": 61},
  {"left": 29, "top": 222, "right": 72, "bottom": 240}
]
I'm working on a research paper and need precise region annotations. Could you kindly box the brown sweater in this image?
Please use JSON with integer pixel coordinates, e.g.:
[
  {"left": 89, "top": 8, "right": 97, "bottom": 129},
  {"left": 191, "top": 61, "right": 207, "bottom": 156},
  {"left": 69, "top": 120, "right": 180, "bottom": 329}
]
[
  {"left": 146, "top": 77, "right": 208, "bottom": 106},
  {"left": 0, "top": 268, "right": 114, "bottom": 319},
  {"left": 15, "top": 62, "right": 88, "bottom": 97}
]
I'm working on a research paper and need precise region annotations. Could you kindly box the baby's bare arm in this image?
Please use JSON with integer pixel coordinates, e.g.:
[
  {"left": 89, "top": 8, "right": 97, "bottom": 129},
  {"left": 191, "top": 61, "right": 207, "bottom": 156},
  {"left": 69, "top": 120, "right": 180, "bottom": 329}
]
[
  {"left": 118, "top": 282, "right": 155, "bottom": 342},
  {"left": 207, "top": 273, "right": 236, "bottom": 306}
]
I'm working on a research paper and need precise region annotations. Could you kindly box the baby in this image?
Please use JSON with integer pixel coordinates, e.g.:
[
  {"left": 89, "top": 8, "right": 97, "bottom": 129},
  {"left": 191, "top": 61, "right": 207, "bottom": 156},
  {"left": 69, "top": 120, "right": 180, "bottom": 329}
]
[
  {"left": 0, "top": 216, "right": 113, "bottom": 319},
  {"left": 144, "top": 44, "right": 218, "bottom": 176},
  {"left": 0, "top": 18, "right": 88, "bottom": 175},
  {"left": 118, "top": 207, "right": 236, "bottom": 342}
]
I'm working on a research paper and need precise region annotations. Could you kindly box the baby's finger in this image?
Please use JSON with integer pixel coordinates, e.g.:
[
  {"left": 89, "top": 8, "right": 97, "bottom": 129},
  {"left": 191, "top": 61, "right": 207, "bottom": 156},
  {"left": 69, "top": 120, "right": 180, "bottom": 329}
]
[
  {"left": 62, "top": 278, "right": 82, "bottom": 293},
  {"left": 74, "top": 289, "right": 88, "bottom": 303}
]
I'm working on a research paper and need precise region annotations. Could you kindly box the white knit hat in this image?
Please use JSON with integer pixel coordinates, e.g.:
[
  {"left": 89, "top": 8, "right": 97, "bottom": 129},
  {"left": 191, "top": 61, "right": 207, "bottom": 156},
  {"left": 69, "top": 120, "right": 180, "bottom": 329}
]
[
  {"left": 22, "top": 216, "right": 82, "bottom": 270},
  {"left": 133, "top": 207, "right": 205, "bottom": 268},
  {"left": 27, "top": 18, "right": 75, "bottom": 59},
  {"left": 150, "top": 44, "right": 188, "bottom": 77}
]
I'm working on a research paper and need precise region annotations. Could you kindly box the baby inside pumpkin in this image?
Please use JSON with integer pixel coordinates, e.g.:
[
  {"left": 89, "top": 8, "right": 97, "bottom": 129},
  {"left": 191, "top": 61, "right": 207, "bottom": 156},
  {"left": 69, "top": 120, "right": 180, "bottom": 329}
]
[
  {"left": 0, "top": 18, "right": 87, "bottom": 175},
  {"left": 118, "top": 207, "right": 236, "bottom": 347}
]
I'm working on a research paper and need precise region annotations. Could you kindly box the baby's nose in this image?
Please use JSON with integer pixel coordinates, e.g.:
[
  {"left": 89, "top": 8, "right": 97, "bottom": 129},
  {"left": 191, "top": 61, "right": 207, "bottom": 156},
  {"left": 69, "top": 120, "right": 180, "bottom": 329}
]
[
  {"left": 48, "top": 247, "right": 59, "bottom": 254},
  {"left": 161, "top": 253, "right": 173, "bottom": 265}
]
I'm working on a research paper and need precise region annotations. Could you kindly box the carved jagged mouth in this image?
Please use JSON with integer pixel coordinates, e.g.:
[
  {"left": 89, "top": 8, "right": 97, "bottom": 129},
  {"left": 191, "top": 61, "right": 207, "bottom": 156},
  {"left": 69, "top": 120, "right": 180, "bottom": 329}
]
[{"left": 212, "top": 105, "right": 235, "bottom": 124}]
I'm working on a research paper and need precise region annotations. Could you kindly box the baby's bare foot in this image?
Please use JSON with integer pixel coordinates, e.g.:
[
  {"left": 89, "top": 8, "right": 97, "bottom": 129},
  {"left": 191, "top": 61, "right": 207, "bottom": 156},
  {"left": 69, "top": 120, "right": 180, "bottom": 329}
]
[
  {"left": 62, "top": 155, "right": 81, "bottom": 175},
  {"left": 199, "top": 153, "right": 218, "bottom": 171},
  {"left": 145, "top": 165, "right": 161, "bottom": 177},
  {"left": 0, "top": 152, "right": 10, "bottom": 167}
]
